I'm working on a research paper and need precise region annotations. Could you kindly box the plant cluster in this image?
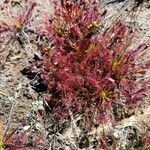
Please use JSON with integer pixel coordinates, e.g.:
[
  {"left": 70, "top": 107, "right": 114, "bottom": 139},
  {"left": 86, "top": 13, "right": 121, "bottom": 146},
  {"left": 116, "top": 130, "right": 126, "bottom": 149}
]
[
  {"left": 0, "top": 121, "right": 44, "bottom": 150},
  {"left": 22, "top": 0, "right": 150, "bottom": 128},
  {"left": 0, "top": 1, "right": 37, "bottom": 50}
]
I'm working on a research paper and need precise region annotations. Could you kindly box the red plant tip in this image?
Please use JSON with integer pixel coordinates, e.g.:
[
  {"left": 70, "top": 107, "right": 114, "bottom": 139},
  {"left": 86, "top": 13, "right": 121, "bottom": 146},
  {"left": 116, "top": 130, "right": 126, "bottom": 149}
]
[{"left": 22, "top": 2, "right": 37, "bottom": 26}]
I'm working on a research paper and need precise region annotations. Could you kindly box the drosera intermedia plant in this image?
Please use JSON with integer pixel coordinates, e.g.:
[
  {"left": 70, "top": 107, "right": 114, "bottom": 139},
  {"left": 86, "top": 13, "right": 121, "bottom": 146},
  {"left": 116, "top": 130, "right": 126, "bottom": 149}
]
[
  {"left": 0, "top": 120, "right": 45, "bottom": 150},
  {"left": 0, "top": 1, "right": 37, "bottom": 51},
  {"left": 22, "top": 0, "right": 150, "bottom": 129}
]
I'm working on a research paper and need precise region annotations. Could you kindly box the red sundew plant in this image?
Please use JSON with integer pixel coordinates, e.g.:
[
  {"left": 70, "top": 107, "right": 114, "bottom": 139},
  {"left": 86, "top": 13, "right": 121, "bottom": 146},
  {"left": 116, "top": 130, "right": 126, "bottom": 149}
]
[
  {"left": 0, "top": 1, "right": 37, "bottom": 49},
  {"left": 23, "top": 0, "right": 150, "bottom": 126},
  {"left": 0, "top": 121, "right": 45, "bottom": 150}
]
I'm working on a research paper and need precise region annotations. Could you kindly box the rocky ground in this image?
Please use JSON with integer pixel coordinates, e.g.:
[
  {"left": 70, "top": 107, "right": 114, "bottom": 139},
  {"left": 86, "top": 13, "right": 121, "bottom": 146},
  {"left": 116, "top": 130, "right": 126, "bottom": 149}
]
[{"left": 0, "top": 0, "right": 150, "bottom": 149}]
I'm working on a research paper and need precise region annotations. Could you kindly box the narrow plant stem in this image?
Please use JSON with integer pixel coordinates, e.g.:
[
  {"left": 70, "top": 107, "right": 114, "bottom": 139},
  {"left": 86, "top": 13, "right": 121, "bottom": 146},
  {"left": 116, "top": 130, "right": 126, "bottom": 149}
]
[{"left": 3, "top": 83, "right": 22, "bottom": 138}]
